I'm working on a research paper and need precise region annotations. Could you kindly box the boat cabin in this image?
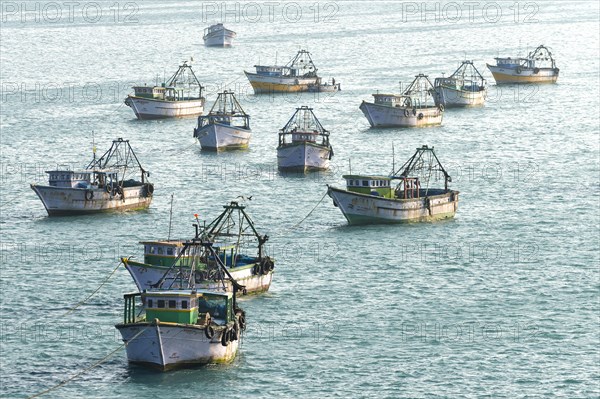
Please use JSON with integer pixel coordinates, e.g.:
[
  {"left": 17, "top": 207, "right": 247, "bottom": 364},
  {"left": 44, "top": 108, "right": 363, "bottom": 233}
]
[
  {"left": 343, "top": 175, "right": 394, "bottom": 198},
  {"left": 255, "top": 65, "right": 287, "bottom": 77},
  {"left": 494, "top": 57, "right": 529, "bottom": 68},
  {"left": 46, "top": 169, "right": 120, "bottom": 189},
  {"left": 434, "top": 77, "right": 483, "bottom": 92},
  {"left": 372, "top": 94, "right": 408, "bottom": 108},
  {"left": 132, "top": 85, "right": 195, "bottom": 101},
  {"left": 141, "top": 290, "right": 234, "bottom": 325},
  {"left": 204, "top": 23, "right": 225, "bottom": 36},
  {"left": 141, "top": 240, "right": 188, "bottom": 266},
  {"left": 141, "top": 240, "right": 247, "bottom": 268},
  {"left": 292, "top": 130, "right": 318, "bottom": 143},
  {"left": 46, "top": 170, "right": 92, "bottom": 188}
]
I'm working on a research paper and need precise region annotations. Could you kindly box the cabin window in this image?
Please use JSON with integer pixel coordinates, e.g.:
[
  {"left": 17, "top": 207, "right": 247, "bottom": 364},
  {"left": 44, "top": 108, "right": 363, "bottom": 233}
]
[
  {"left": 181, "top": 300, "right": 188, "bottom": 309},
  {"left": 157, "top": 300, "right": 165, "bottom": 308},
  {"left": 362, "top": 180, "right": 368, "bottom": 186},
  {"left": 157, "top": 247, "right": 163, "bottom": 255},
  {"left": 168, "top": 300, "right": 176, "bottom": 309},
  {"left": 166, "top": 248, "right": 173, "bottom": 256},
  {"left": 147, "top": 299, "right": 153, "bottom": 308}
]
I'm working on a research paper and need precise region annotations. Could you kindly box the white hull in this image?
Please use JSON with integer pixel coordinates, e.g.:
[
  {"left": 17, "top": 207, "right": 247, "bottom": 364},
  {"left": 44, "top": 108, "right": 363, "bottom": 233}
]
[
  {"left": 327, "top": 186, "right": 458, "bottom": 225},
  {"left": 30, "top": 184, "right": 152, "bottom": 216},
  {"left": 116, "top": 322, "right": 238, "bottom": 370},
  {"left": 124, "top": 261, "right": 273, "bottom": 294},
  {"left": 433, "top": 86, "right": 486, "bottom": 107},
  {"left": 486, "top": 65, "right": 559, "bottom": 84},
  {"left": 196, "top": 123, "right": 251, "bottom": 150},
  {"left": 125, "top": 97, "right": 205, "bottom": 119},
  {"left": 277, "top": 143, "right": 331, "bottom": 171},
  {"left": 359, "top": 102, "right": 443, "bottom": 128},
  {"left": 203, "top": 30, "right": 236, "bottom": 47},
  {"left": 244, "top": 71, "right": 319, "bottom": 93}
]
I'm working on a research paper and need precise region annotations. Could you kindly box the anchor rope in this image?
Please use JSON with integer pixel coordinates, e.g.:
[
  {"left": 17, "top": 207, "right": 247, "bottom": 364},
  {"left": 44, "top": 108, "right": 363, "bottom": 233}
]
[
  {"left": 59, "top": 261, "right": 121, "bottom": 319},
  {"left": 27, "top": 326, "right": 149, "bottom": 399},
  {"left": 278, "top": 191, "right": 328, "bottom": 235}
]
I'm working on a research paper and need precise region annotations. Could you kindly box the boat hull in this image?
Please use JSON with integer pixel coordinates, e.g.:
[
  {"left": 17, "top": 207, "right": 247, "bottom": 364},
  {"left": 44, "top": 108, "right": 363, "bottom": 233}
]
[
  {"left": 203, "top": 30, "right": 236, "bottom": 47},
  {"left": 123, "top": 260, "right": 273, "bottom": 294},
  {"left": 116, "top": 322, "right": 238, "bottom": 370},
  {"left": 433, "top": 86, "right": 486, "bottom": 107},
  {"left": 486, "top": 65, "right": 559, "bottom": 84},
  {"left": 277, "top": 142, "right": 331, "bottom": 171},
  {"left": 196, "top": 123, "right": 251, "bottom": 151},
  {"left": 359, "top": 101, "right": 443, "bottom": 128},
  {"left": 125, "top": 96, "right": 205, "bottom": 119},
  {"left": 327, "top": 186, "right": 458, "bottom": 225},
  {"left": 30, "top": 184, "right": 152, "bottom": 216},
  {"left": 244, "top": 71, "right": 319, "bottom": 94}
]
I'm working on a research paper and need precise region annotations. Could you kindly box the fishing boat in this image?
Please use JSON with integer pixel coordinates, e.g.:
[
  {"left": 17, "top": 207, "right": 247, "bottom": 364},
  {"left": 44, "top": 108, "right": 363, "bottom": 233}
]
[
  {"left": 359, "top": 74, "right": 443, "bottom": 128},
  {"left": 125, "top": 61, "right": 205, "bottom": 119},
  {"left": 203, "top": 23, "right": 236, "bottom": 47},
  {"left": 30, "top": 138, "right": 153, "bottom": 216},
  {"left": 327, "top": 145, "right": 458, "bottom": 224},
  {"left": 193, "top": 91, "right": 251, "bottom": 151},
  {"left": 487, "top": 45, "right": 559, "bottom": 84},
  {"left": 277, "top": 106, "right": 333, "bottom": 172},
  {"left": 122, "top": 201, "right": 274, "bottom": 294},
  {"left": 116, "top": 239, "right": 246, "bottom": 370},
  {"left": 432, "top": 61, "right": 487, "bottom": 107},
  {"left": 244, "top": 50, "right": 331, "bottom": 94}
]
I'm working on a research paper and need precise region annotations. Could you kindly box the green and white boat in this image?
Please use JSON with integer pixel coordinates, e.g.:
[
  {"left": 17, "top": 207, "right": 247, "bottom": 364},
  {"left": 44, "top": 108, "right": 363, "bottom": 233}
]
[
  {"left": 116, "top": 240, "right": 246, "bottom": 370},
  {"left": 122, "top": 201, "right": 274, "bottom": 294},
  {"left": 327, "top": 145, "right": 459, "bottom": 225}
]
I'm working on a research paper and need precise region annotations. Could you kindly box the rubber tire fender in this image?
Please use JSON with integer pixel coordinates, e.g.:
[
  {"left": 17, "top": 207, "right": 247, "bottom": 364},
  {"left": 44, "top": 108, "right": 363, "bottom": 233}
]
[{"left": 205, "top": 325, "right": 215, "bottom": 340}]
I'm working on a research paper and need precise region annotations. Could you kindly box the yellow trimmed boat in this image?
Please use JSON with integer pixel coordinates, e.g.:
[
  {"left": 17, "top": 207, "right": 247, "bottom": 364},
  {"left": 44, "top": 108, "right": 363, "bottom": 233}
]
[{"left": 487, "top": 45, "right": 559, "bottom": 84}]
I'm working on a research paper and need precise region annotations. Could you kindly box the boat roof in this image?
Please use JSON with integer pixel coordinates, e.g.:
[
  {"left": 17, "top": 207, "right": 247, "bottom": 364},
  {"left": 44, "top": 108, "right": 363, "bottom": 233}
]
[
  {"left": 343, "top": 174, "right": 394, "bottom": 180},
  {"left": 140, "top": 240, "right": 187, "bottom": 246},
  {"left": 139, "top": 240, "right": 235, "bottom": 250},
  {"left": 45, "top": 169, "right": 120, "bottom": 174},
  {"left": 372, "top": 93, "right": 406, "bottom": 98},
  {"left": 142, "top": 289, "right": 232, "bottom": 298}
]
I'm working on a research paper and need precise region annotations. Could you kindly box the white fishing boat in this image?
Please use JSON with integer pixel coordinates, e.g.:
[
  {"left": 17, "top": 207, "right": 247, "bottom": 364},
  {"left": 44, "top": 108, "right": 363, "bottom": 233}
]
[
  {"left": 116, "top": 240, "right": 246, "bottom": 370},
  {"left": 122, "top": 201, "right": 274, "bottom": 294},
  {"left": 30, "top": 138, "right": 153, "bottom": 216},
  {"left": 245, "top": 50, "right": 337, "bottom": 94},
  {"left": 203, "top": 23, "right": 236, "bottom": 47},
  {"left": 193, "top": 91, "right": 251, "bottom": 151},
  {"left": 487, "top": 44, "right": 559, "bottom": 84},
  {"left": 125, "top": 61, "right": 205, "bottom": 119},
  {"left": 277, "top": 106, "right": 333, "bottom": 172},
  {"left": 433, "top": 61, "right": 487, "bottom": 107},
  {"left": 359, "top": 74, "right": 443, "bottom": 128},
  {"left": 327, "top": 145, "right": 458, "bottom": 224}
]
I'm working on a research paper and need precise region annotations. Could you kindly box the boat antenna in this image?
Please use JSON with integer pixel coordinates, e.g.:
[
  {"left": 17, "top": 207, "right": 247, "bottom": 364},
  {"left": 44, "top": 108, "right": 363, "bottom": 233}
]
[
  {"left": 392, "top": 143, "right": 395, "bottom": 175},
  {"left": 167, "top": 193, "right": 174, "bottom": 240},
  {"left": 275, "top": 51, "right": 278, "bottom": 65},
  {"left": 348, "top": 158, "right": 352, "bottom": 174},
  {"left": 92, "top": 131, "right": 96, "bottom": 163}
]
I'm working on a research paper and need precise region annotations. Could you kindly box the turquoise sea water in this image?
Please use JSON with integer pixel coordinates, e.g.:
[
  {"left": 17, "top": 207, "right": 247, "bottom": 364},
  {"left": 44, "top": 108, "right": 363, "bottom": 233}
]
[{"left": 1, "top": 1, "right": 599, "bottom": 397}]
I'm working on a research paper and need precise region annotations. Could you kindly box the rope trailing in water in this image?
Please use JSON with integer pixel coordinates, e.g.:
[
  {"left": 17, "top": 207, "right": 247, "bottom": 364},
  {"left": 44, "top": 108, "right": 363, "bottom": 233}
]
[
  {"left": 59, "top": 261, "right": 121, "bottom": 319},
  {"left": 280, "top": 191, "right": 328, "bottom": 234},
  {"left": 27, "top": 326, "right": 149, "bottom": 399}
]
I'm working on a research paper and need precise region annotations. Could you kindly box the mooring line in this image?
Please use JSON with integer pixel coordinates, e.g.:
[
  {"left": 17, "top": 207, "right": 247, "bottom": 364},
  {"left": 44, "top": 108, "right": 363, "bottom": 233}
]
[
  {"left": 27, "top": 326, "right": 148, "bottom": 399},
  {"left": 278, "top": 191, "right": 328, "bottom": 236},
  {"left": 59, "top": 261, "right": 121, "bottom": 319}
]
